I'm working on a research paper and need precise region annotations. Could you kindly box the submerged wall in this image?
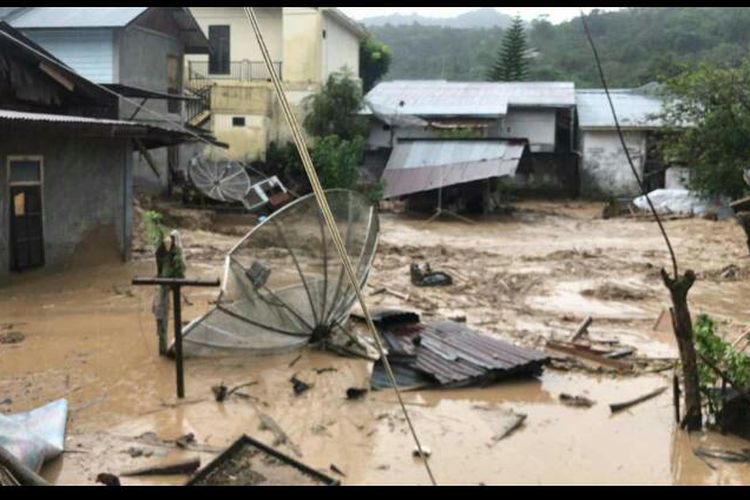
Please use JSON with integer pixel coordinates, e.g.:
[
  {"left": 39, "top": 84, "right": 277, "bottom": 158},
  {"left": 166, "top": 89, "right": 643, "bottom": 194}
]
[{"left": 0, "top": 128, "right": 132, "bottom": 282}]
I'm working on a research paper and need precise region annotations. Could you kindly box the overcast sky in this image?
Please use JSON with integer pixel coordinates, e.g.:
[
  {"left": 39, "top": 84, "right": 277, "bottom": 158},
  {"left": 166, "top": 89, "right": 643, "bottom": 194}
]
[{"left": 339, "top": 7, "right": 622, "bottom": 25}]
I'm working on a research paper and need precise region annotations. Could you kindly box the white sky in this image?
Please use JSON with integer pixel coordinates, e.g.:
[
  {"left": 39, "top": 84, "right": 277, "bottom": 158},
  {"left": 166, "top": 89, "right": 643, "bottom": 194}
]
[{"left": 339, "top": 7, "right": 623, "bottom": 25}]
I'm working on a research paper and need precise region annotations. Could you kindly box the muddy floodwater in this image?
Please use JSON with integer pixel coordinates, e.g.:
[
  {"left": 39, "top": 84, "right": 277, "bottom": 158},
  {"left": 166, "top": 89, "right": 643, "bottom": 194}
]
[{"left": 1, "top": 200, "right": 750, "bottom": 485}]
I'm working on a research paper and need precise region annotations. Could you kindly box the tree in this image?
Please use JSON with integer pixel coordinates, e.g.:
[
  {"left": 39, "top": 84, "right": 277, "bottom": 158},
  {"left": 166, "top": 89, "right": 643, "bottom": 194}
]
[
  {"left": 660, "top": 59, "right": 750, "bottom": 199},
  {"left": 360, "top": 37, "right": 392, "bottom": 92},
  {"left": 486, "top": 16, "right": 530, "bottom": 81},
  {"left": 302, "top": 70, "right": 369, "bottom": 141},
  {"left": 310, "top": 135, "right": 364, "bottom": 190}
]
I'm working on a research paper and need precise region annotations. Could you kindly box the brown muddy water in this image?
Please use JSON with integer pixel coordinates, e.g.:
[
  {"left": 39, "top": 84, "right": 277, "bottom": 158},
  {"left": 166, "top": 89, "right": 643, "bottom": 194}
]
[{"left": 1, "top": 200, "right": 750, "bottom": 485}]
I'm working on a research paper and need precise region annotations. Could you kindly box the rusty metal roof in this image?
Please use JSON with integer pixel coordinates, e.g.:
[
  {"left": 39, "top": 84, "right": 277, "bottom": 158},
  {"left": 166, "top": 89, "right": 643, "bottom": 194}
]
[
  {"left": 376, "top": 320, "right": 549, "bottom": 388},
  {"left": 381, "top": 139, "right": 526, "bottom": 198}
]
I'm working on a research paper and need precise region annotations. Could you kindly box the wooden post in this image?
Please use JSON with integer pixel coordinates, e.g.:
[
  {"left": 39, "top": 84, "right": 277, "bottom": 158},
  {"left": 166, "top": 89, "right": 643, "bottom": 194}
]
[
  {"left": 661, "top": 269, "right": 702, "bottom": 431},
  {"left": 673, "top": 373, "right": 681, "bottom": 424},
  {"left": 132, "top": 277, "right": 220, "bottom": 399}
]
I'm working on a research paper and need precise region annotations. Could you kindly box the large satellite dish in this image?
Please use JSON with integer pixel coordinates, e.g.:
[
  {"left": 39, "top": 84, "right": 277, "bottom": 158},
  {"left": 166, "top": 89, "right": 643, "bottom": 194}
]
[
  {"left": 188, "top": 157, "right": 252, "bottom": 202},
  {"left": 181, "top": 189, "right": 380, "bottom": 357}
]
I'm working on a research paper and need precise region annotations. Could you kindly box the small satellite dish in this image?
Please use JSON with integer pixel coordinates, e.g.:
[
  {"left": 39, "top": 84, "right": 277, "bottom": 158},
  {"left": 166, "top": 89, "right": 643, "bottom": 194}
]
[
  {"left": 188, "top": 156, "right": 252, "bottom": 202},
  {"left": 181, "top": 189, "right": 380, "bottom": 358}
]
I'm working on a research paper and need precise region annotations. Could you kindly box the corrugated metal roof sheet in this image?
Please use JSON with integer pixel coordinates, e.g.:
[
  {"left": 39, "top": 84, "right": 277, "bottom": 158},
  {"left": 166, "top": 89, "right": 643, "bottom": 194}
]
[
  {"left": 576, "top": 89, "right": 664, "bottom": 129},
  {"left": 365, "top": 80, "right": 575, "bottom": 118},
  {"left": 376, "top": 320, "right": 549, "bottom": 388},
  {"left": 382, "top": 139, "right": 525, "bottom": 198},
  {"left": 8, "top": 7, "right": 148, "bottom": 28}
]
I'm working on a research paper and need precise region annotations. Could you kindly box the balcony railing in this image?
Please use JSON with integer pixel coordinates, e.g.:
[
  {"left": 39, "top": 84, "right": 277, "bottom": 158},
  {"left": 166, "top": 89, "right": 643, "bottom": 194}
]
[{"left": 188, "top": 60, "right": 283, "bottom": 83}]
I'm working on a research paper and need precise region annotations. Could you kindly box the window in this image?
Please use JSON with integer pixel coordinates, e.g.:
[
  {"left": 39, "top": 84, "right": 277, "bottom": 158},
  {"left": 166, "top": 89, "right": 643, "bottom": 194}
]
[
  {"left": 232, "top": 117, "right": 245, "bottom": 127},
  {"left": 208, "top": 25, "right": 230, "bottom": 75},
  {"left": 9, "top": 159, "right": 41, "bottom": 183}
]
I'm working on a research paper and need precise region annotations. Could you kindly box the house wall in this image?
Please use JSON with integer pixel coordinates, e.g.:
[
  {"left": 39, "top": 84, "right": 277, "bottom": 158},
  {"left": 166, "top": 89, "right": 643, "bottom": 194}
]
[
  {"left": 0, "top": 128, "right": 132, "bottom": 282},
  {"left": 580, "top": 129, "right": 646, "bottom": 198},
  {"left": 186, "top": 7, "right": 283, "bottom": 70},
  {"left": 282, "top": 7, "right": 322, "bottom": 84},
  {"left": 322, "top": 12, "right": 360, "bottom": 81},
  {"left": 21, "top": 28, "right": 115, "bottom": 83},
  {"left": 501, "top": 108, "right": 557, "bottom": 152}
]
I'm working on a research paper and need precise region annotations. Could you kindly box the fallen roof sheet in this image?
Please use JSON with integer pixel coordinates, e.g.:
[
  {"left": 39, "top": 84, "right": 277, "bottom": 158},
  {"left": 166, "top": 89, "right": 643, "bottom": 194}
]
[
  {"left": 7, "top": 7, "right": 148, "bottom": 28},
  {"left": 381, "top": 139, "right": 525, "bottom": 198},
  {"left": 365, "top": 80, "right": 575, "bottom": 118},
  {"left": 576, "top": 89, "right": 664, "bottom": 129},
  {"left": 374, "top": 320, "right": 549, "bottom": 388}
]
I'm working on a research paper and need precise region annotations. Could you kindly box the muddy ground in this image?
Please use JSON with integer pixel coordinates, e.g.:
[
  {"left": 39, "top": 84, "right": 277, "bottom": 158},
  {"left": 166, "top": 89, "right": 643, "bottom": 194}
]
[{"left": 2, "top": 199, "right": 750, "bottom": 485}]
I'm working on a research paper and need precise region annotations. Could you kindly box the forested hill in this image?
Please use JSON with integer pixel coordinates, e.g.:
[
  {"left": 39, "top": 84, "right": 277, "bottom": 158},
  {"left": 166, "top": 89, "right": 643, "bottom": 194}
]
[{"left": 365, "top": 7, "right": 750, "bottom": 87}]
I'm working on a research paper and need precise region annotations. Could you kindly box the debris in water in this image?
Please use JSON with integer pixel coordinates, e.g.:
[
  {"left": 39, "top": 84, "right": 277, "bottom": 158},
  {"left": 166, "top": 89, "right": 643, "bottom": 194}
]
[
  {"left": 258, "top": 412, "right": 302, "bottom": 457},
  {"left": 412, "top": 446, "right": 432, "bottom": 458},
  {"left": 491, "top": 412, "right": 527, "bottom": 442},
  {"left": 290, "top": 376, "right": 311, "bottom": 395},
  {"left": 410, "top": 262, "right": 453, "bottom": 287},
  {"left": 694, "top": 447, "right": 750, "bottom": 464},
  {"left": 0, "top": 331, "right": 25, "bottom": 345},
  {"left": 329, "top": 463, "right": 346, "bottom": 476},
  {"left": 559, "top": 393, "right": 596, "bottom": 408},
  {"left": 288, "top": 354, "right": 302, "bottom": 368},
  {"left": 580, "top": 282, "right": 647, "bottom": 301},
  {"left": 96, "top": 472, "right": 121, "bottom": 486},
  {"left": 546, "top": 340, "right": 633, "bottom": 372},
  {"left": 175, "top": 433, "right": 196, "bottom": 449},
  {"left": 570, "top": 316, "right": 593, "bottom": 342},
  {"left": 314, "top": 367, "right": 337, "bottom": 375},
  {"left": 609, "top": 386, "right": 668, "bottom": 413},
  {"left": 120, "top": 456, "right": 200, "bottom": 476},
  {"left": 213, "top": 380, "right": 259, "bottom": 402},
  {"left": 346, "top": 388, "right": 368, "bottom": 400},
  {"left": 185, "top": 435, "right": 338, "bottom": 485}
]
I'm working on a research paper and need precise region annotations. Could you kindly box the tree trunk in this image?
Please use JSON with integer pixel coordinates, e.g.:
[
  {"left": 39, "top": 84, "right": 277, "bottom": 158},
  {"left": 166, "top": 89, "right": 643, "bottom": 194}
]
[{"left": 661, "top": 268, "right": 702, "bottom": 431}]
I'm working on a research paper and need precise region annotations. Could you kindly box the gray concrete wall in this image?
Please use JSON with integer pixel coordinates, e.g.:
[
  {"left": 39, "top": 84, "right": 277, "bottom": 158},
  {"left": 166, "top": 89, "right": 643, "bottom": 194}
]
[
  {"left": 0, "top": 127, "right": 132, "bottom": 283},
  {"left": 580, "top": 129, "right": 646, "bottom": 198},
  {"left": 117, "top": 25, "right": 185, "bottom": 195}
]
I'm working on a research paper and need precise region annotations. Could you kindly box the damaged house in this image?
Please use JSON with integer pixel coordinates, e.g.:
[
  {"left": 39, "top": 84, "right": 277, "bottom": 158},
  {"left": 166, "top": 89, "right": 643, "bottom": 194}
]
[
  {"left": 0, "top": 7, "right": 213, "bottom": 195},
  {"left": 361, "top": 80, "right": 578, "bottom": 212},
  {"left": 0, "top": 22, "right": 195, "bottom": 281},
  {"left": 576, "top": 87, "right": 680, "bottom": 198}
]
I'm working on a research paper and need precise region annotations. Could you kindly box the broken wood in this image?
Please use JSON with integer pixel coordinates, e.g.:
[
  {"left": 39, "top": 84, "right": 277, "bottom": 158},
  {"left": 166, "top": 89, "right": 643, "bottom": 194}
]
[
  {"left": 371, "top": 287, "right": 409, "bottom": 301},
  {"left": 570, "top": 316, "right": 593, "bottom": 342},
  {"left": 661, "top": 269, "right": 702, "bottom": 431},
  {"left": 673, "top": 373, "right": 681, "bottom": 424},
  {"left": 546, "top": 340, "right": 633, "bottom": 372},
  {"left": 120, "top": 456, "right": 200, "bottom": 477},
  {"left": 609, "top": 386, "right": 668, "bottom": 413},
  {"left": 559, "top": 393, "right": 596, "bottom": 408}
]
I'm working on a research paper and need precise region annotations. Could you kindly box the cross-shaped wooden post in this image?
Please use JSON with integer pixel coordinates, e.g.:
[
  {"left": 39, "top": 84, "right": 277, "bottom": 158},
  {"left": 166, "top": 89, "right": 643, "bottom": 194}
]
[{"left": 132, "top": 276, "right": 220, "bottom": 398}]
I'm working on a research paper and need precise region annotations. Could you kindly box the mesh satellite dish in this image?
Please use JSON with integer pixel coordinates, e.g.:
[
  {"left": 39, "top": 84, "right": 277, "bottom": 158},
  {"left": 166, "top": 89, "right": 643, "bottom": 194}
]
[
  {"left": 181, "top": 189, "right": 380, "bottom": 358},
  {"left": 188, "top": 156, "right": 252, "bottom": 202}
]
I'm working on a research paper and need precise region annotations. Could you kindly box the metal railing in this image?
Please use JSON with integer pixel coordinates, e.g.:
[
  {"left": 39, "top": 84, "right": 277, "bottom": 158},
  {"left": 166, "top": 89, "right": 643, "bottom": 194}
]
[{"left": 188, "top": 60, "right": 282, "bottom": 83}]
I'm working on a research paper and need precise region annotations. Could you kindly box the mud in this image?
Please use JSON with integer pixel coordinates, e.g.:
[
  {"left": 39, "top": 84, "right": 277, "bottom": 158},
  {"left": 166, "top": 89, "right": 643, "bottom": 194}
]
[{"left": 2, "top": 199, "right": 750, "bottom": 484}]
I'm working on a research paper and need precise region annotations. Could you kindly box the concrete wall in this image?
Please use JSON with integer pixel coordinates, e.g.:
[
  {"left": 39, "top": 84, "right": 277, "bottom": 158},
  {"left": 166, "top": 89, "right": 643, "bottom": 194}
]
[
  {"left": 501, "top": 108, "right": 557, "bottom": 152},
  {"left": 282, "top": 7, "right": 322, "bottom": 84},
  {"left": 0, "top": 127, "right": 132, "bottom": 282},
  {"left": 580, "top": 129, "right": 646, "bottom": 198},
  {"left": 322, "top": 12, "right": 360, "bottom": 81},
  {"left": 117, "top": 25, "right": 185, "bottom": 195},
  {"left": 186, "top": 7, "right": 283, "bottom": 69}
]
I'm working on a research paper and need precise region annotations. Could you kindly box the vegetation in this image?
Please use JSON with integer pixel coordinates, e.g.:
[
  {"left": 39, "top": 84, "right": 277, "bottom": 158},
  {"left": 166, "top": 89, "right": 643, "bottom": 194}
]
[
  {"left": 693, "top": 314, "right": 750, "bottom": 422},
  {"left": 143, "top": 210, "right": 166, "bottom": 248},
  {"left": 486, "top": 16, "right": 530, "bottom": 81},
  {"left": 360, "top": 37, "right": 392, "bottom": 93},
  {"left": 268, "top": 72, "right": 382, "bottom": 201},
  {"left": 660, "top": 60, "right": 750, "bottom": 199},
  {"left": 367, "top": 8, "right": 750, "bottom": 87},
  {"left": 302, "top": 71, "right": 368, "bottom": 141}
]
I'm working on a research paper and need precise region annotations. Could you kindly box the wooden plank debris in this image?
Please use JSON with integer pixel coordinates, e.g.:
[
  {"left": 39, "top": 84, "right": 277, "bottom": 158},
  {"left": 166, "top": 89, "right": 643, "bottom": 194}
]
[
  {"left": 120, "top": 456, "right": 200, "bottom": 477},
  {"left": 609, "top": 386, "right": 668, "bottom": 413}
]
